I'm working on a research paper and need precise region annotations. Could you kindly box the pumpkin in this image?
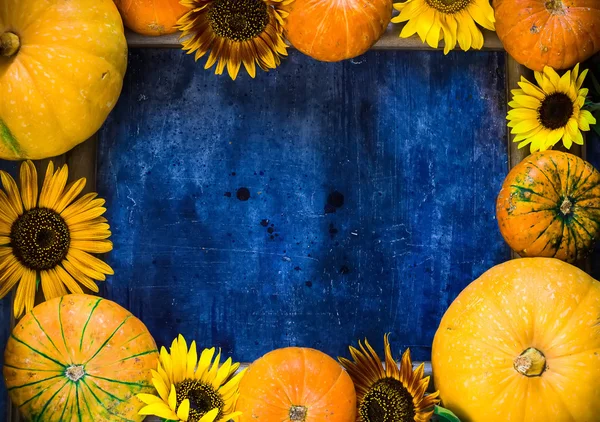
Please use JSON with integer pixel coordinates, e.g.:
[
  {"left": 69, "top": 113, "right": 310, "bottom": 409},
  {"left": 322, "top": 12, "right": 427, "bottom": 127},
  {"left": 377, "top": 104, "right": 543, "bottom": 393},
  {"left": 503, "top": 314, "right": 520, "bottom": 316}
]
[
  {"left": 113, "top": 0, "right": 189, "bottom": 36},
  {"left": 4, "top": 294, "right": 158, "bottom": 421},
  {"left": 494, "top": 0, "right": 600, "bottom": 71},
  {"left": 0, "top": 0, "right": 127, "bottom": 160},
  {"left": 284, "top": 0, "right": 393, "bottom": 62},
  {"left": 236, "top": 347, "right": 356, "bottom": 421},
  {"left": 432, "top": 258, "right": 600, "bottom": 421},
  {"left": 497, "top": 150, "right": 600, "bottom": 264}
]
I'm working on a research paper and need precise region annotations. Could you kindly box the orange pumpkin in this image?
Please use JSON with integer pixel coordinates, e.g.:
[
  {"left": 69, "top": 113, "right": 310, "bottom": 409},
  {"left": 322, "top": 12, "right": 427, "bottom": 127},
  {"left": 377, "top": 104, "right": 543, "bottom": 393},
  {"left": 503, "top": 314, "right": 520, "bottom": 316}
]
[
  {"left": 496, "top": 150, "right": 600, "bottom": 263},
  {"left": 236, "top": 347, "right": 356, "bottom": 421},
  {"left": 432, "top": 258, "right": 600, "bottom": 421},
  {"left": 284, "top": 0, "right": 393, "bottom": 62},
  {"left": 113, "top": 0, "right": 189, "bottom": 36},
  {"left": 4, "top": 294, "right": 158, "bottom": 421},
  {"left": 494, "top": 0, "right": 600, "bottom": 71}
]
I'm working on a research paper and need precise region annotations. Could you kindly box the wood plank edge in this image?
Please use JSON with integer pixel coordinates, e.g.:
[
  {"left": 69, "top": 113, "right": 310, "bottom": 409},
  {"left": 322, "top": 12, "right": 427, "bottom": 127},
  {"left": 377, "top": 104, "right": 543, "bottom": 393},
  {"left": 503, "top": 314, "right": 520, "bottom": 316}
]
[{"left": 126, "top": 27, "right": 503, "bottom": 51}]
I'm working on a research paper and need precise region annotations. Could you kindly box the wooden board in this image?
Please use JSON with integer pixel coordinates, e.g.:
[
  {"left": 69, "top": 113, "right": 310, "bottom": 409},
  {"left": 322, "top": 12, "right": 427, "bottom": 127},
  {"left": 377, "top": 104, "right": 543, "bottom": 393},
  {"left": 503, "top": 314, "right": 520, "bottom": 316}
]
[{"left": 125, "top": 27, "right": 503, "bottom": 50}]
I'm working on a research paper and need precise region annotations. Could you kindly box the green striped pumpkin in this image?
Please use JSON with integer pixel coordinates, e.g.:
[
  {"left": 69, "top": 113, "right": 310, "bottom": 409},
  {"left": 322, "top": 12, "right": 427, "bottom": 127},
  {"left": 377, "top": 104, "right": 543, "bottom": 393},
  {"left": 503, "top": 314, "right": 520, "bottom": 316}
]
[{"left": 3, "top": 294, "right": 158, "bottom": 421}]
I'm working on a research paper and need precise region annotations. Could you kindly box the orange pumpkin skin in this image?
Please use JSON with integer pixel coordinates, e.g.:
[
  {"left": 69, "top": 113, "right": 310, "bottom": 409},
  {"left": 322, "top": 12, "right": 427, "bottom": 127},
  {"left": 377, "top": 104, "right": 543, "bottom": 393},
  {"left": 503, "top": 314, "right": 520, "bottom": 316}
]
[
  {"left": 432, "top": 258, "right": 600, "bottom": 422},
  {"left": 284, "top": 0, "right": 393, "bottom": 62},
  {"left": 236, "top": 347, "right": 356, "bottom": 421},
  {"left": 4, "top": 294, "right": 158, "bottom": 421},
  {"left": 113, "top": 0, "right": 189, "bottom": 36},
  {"left": 497, "top": 151, "right": 600, "bottom": 264},
  {"left": 493, "top": 0, "right": 600, "bottom": 71}
]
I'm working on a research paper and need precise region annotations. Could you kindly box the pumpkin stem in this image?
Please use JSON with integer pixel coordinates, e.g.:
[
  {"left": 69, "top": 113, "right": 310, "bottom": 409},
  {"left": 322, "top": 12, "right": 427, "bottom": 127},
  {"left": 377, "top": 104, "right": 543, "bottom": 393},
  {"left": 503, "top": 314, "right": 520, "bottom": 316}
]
[
  {"left": 65, "top": 365, "right": 85, "bottom": 382},
  {"left": 514, "top": 348, "right": 546, "bottom": 377},
  {"left": 289, "top": 405, "right": 308, "bottom": 421},
  {"left": 544, "top": 0, "right": 565, "bottom": 14},
  {"left": 560, "top": 198, "right": 572, "bottom": 216},
  {"left": 0, "top": 32, "right": 20, "bottom": 58}
]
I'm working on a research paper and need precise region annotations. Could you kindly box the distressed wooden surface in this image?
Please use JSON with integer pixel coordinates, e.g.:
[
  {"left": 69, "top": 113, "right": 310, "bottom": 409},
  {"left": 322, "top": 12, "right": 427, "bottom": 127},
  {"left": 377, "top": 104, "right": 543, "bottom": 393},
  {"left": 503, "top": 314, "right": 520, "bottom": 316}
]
[
  {"left": 96, "top": 49, "right": 510, "bottom": 364},
  {"left": 126, "top": 27, "right": 503, "bottom": 50}
]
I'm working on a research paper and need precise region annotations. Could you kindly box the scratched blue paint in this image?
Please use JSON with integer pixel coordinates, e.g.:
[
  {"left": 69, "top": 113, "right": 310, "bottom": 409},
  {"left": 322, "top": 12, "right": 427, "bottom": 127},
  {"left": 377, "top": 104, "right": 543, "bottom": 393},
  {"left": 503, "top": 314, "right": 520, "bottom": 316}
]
[{"left": 95, "top": 48, "right": 510, "bottom": 363}]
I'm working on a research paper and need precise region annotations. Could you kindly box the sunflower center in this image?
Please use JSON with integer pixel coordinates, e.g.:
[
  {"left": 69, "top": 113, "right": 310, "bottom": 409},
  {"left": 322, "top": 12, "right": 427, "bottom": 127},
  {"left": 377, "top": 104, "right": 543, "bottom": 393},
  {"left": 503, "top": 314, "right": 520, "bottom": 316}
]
[
  {"left": 538, "top": 92, "right": 574, "bottom": 130},
  {"left": 10, "top": 208, "right": 70, "bottom": 271},
  {"left": 360, "top": 377, "right": 416, "bottom": 422},
  {"left": 208, "top": 0, "right": 269, "bottom": 42},
  {"left": 176, "top": 379, "right": 224, "bottom": 422},
  {"left": 425, "top": 0, "right": 471, "bottom": 14}
]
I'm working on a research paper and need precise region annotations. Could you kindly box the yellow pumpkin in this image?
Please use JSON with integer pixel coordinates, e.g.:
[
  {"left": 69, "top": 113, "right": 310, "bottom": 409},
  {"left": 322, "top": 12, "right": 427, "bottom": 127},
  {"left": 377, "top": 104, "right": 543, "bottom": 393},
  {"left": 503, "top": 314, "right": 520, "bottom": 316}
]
[
  {"left": 0, "top": 0, "right": 127, "bottom": 160},
  {"left": 432, "top": 258, "right": 600, "bottom": 421}
]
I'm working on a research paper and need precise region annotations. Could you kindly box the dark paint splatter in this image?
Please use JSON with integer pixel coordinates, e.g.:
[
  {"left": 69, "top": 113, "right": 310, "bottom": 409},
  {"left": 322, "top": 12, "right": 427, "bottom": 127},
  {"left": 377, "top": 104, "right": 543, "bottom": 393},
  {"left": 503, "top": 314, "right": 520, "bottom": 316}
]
[
  {"left": 267, "top": 227, "right": 274, "bottom": 234},
  {"left": 329, "top": 223, "right": 338, "bottom": 237},
  {"left": 236, "top": 188, "right": 250, "bottom": 201},
  {"left": 305, "top": 281, "right": 313, "bottom": 287},
  {"left": 294, "top": 266, "right": 301, "bottom": 271},
  {"left": 260, "top": 219, "right": 269, "bottom": 227},
  {"left": 339, "top": 265, "right": 350, "bottom": 275},
  {"left": 224, "top": 192, "right": 232, "bottom": 197},
  {"left": 325, "top": 191, "right": 344, "bottom": 213}
]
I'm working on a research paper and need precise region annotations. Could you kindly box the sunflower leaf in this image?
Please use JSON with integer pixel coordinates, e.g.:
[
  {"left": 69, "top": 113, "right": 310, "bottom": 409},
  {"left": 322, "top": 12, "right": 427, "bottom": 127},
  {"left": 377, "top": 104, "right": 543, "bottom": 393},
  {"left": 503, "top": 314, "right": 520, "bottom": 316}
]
[{"left": 434, "top": 405, "right": 461, "bottom": 422}]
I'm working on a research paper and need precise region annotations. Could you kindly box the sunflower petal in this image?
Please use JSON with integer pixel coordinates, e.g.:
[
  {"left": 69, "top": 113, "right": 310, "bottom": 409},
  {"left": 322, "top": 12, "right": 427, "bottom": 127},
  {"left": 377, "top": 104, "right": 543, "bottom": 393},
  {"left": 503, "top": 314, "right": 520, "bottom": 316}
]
[
  {"left": 19, "top": 161, "right": 38, "bottom": 211},
  {"left": 177, "top": 399, "right": 190, "bottom": 421},
  {"left": 138, "top": 403, "right": 179, "bottom": 420},
  {"left": 54, "top": 179, "right": 87, "bottom": 214},
  {"left": 198, "top": 408, "right": 219, "bottom": 422},
  {"left": 0, "top": 171, "right": 23, "bottom": 216},
  {"left": 136, "top": 393, "right": 164, "bottom": 405}
]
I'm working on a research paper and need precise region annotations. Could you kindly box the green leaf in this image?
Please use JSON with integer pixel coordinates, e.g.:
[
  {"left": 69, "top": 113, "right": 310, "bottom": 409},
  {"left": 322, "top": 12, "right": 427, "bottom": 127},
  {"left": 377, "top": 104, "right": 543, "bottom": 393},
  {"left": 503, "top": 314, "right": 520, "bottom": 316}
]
[{"left": 434, "top": 405, "right": 462, "bottom": 422}]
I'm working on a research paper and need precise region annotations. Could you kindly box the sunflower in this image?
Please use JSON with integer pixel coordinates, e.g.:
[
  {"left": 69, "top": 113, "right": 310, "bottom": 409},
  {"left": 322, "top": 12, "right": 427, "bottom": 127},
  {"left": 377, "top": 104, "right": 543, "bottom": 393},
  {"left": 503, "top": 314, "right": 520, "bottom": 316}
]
[
  {"left": 508, "top": 63, "right": 596, "bottom": 152},
  {"left": 177, "top": 0, "right": 291, "bottom": 80},
  {"left": 339, "top": 335, "right": 440, "bottom": 422},
  {"left": 138, "top": 335, "right": 246, "bottom": 422},
  {"left": 391, "top": 0, "right": 495, "bottom": 54},
  {"left": 0, "top": 161, "right": 113, "bottom": 318}
]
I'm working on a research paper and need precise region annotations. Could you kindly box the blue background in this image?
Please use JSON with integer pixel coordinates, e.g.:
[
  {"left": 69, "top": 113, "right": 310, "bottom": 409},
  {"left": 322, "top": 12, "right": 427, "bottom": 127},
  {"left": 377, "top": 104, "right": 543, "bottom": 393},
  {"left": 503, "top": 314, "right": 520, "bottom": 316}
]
[
  {"left": 1, "top": 48, "right": 600, "bottom": 416},
  {"left": 96, "top": 49, "right": 510, "bottom": 360}
]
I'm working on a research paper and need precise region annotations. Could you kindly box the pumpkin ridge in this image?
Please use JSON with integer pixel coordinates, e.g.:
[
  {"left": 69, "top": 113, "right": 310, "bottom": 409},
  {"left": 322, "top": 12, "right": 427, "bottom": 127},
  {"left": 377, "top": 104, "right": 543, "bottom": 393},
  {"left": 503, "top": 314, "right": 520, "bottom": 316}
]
[
  {"left": 84, "top": 314, "right": 132, "bottom": 365},
  {"left": 562, "top": 12, "right": 598, "bottom": 54},
  {"left": 15, "top": 55, "right": 69, "bottom": 142},
  {"left": 574, "top": 180, "right": 600, "bottom": 200},
  {"left": 570, "top": 166, "right": 596, "bottom": 196},
  {"left": 58, "top": 383, "right": 73, "bottom": 421},
  {"left": 34, "top": 379, "right": 70, "bottom": 422},
  {"left": 83, "top": 377, "right": 126, "bottom": 404},
  {"left": 551, "top": 219, "right": 565, "bottom": 258},
  {"left": 30, "top": 310, "right": 65, "bottom": 358},
  {"left": 3, "top": 363, "right": 61, "bottom": 373},
  {"left": 58, "top": 297, "right": 70, "bottom": 364},
  {"left": 80, "top": 379, "right": 137, "bottom": 421},
  {"left": 10, "top": 333, "right": 66, "bottom": 369},
  {"left": 7, "top": 373, "right": 63, "bottom": 392},
  {"left": 310, "top": 369, "right": 345, "bottom": 410},
  {"left": 74, "top": 382, "right": 82, "bottom": 422},
  {"left": 509, "top": 184, "right": 557, "bottom": 203},
  {"left": 86, "top": 373, "right": 148, "bottom": 389},
  {"left": 531, "top": 214, "right": 560, "bottom": 245},
  {"left": 79, "top": 298, "right": 102, "bottom": 351},
  {"left": 0, "top": 119, "right": 21, "bottom": 158},
  {"left": 93, "top": 348, "right": 159, "bottom": 368},
  {"left": 529, "top": 161, "right": 562, "bottom": 199}
]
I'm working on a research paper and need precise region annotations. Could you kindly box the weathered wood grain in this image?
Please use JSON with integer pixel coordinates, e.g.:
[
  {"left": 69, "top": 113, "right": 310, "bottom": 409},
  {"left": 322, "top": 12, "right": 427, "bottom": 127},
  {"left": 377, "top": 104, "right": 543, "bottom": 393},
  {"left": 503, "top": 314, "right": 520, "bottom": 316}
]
[{"left": 126, "top": 27, "right": 503, "bottom": 51}]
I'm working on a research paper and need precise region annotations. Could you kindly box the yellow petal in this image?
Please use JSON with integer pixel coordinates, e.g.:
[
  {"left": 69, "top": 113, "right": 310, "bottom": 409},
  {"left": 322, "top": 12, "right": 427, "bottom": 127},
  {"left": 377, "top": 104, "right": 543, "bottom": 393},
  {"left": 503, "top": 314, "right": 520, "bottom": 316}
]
[
  {"left": 53, "top": 265, "right": 84, "bottom": 294},
  {"left": 558, "top": 70, "right": 572, "bottom": 94},
  {"left": 580, "top": 110, "right": 596, "bottom": 127},
  {"left": 152, "top": 376, "right": 170, "bottom": 403},
  {"left": 416, "top": 8, "right": 436, "bottom": 43},
  {"left": 54, "top": 179, "right": 87, "bottom": 214},
  {"left": 136, "top": 393, "right": 164, "bottom": 405},
  {"left": 187, "top": 341, "right": 198, "bottom": 379},
  {"left": 19, "top": 161, "right": 38, "bottom": 211},
  {"left": 67, "top": 249, "right": 114, "bottom": 276},
  {"left": 199, "top": 408, "right": 219, "bottom": 422},
  {"left": 511, "top": 119, "right": 542, "bottom": 134},
  {"left": 213, "top": 358, "right": 232, "bottom": 388},
  {"left": 544, "top": 66, "right": 561, "bottom": 91},
  {"left": 197, "top": 348, "right": 216, "bottom": 379},
  {"left": 517, "top": 82, "right": 546, "bottom": 100},
  {"left": 61, "top": 260, "right": 100, "bottom": 292},
  {"left": 0, "top": 171, "right": 23, "bottom": 217},
  {"left": 11, "top": 265, "right": 31, "bottom": 318},
  {"left": 177, "top": 399, "right": 190, "bottom": 421},
  {"left": 138, "top": 403, "right": 179, "bottom": 420},
  {"left": 168, "top": 385, "right": 177, "bottom": 411},
  {"left": 39, "top": 164, "right": 69, "bottom": 210},
  {"left": 70, "top": 240, "right": 113, "bottom": 254},
  {"left": 40, "top": 269, "right": 68, "bottom": 301}
]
